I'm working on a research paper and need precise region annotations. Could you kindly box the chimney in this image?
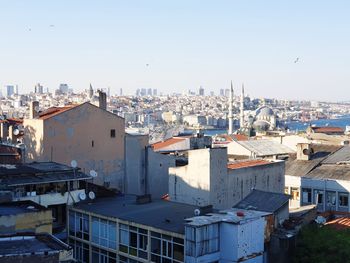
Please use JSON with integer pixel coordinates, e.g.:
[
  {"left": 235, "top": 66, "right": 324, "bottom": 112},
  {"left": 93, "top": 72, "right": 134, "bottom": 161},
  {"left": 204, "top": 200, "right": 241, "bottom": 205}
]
[
  {"left": 297, "top": 143, "right": 311, "bottom": 161},
  {"left": 30, "top": 101, "right": 39, "bottom": 119},
  {"left": 98, "top": 90, "right": 107, "bottom": 110}
]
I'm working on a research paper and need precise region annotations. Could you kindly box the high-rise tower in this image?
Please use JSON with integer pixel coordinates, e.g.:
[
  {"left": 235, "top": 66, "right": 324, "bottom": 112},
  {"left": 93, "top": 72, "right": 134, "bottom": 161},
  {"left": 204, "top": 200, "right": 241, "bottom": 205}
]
[
  {"left": 228, "top": 81, "right": 234, "bottom": 134},
  {"left": 240, "top": 84, "right": 245, "bottom": 128}
]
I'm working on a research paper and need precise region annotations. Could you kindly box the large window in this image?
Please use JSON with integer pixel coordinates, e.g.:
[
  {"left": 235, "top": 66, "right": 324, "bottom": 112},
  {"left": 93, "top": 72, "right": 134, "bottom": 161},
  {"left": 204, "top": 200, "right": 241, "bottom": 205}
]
[
  {"left": 92, "top": 246, "right": 116, "bottom": 263},
  {"left": 185, "top": 224, "right": 219, "bottom": 258},
  {"left": 69, "top": 239, "right": 89, "bottom": 263},
  {"left": 150, "top": 231, "right": 184, "bottom": 263},
  {"left": 69, "top": 211, "right": 89, "bottom": 240},
  {"left": 291, "top": 187, "right": 300, "bottom": 201},
  {"left": 339, "top": 193, "right": 349, "bottom": 207},
  {"left": 119, "top": 224, "right": 148, "bottom": 259},
  {"left": 92, "top": 217, "right": 117, "bottom": 249},
  {"left": 314, "top": 190, "right": 324, "bottom": 205},
  {"left": 302, "top": 188, "right": 312, "bottom": 204}
]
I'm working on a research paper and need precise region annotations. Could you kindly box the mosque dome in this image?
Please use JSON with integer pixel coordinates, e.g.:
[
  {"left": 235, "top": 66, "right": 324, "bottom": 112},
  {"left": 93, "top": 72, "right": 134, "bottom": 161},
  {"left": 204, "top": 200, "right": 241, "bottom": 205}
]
[{"left": 255, "top": 106, "right": 274, "bottom": 118}]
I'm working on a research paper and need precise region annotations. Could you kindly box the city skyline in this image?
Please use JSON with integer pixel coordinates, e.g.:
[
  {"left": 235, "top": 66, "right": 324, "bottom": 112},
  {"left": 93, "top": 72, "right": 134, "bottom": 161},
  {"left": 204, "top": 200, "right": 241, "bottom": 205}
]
[{"left": 1, "top": 1, "right": 350, "bottom": 101}]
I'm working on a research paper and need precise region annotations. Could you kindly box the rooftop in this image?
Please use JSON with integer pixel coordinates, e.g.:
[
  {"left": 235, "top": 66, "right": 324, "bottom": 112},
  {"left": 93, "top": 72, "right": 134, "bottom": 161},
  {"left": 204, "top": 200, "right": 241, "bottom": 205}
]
[
  {"left": 0, "top": 162, "right": 91, "bottom": 186},
  {"left": 38, "top": 104, "right": 79, "bottom": 120},
  {"left": 152, "top": 137, "right": 187, "bottom": 151},
  {"left": 236, "top": 139, "right": 295, "bottom": 156},
  {"left": 233, "top": 190, "right": 290, "bottom": 213},
  {"left": 0, "top": 201, "right": 47, "bottom": 216},
  {"left": 227, "top": 159, "right": 270, "bottom": 170},
  {"left": 73, "top": 195, "right": 203, "bottom": 234},
  {"left": 185, "top": 208, "right": 270, "bottom": 227},
  {"left": 311, "top": 126, "right": 344, "bottom": 133},
  {"left": 0, "top": 233, "right": 71, "bottom": 256}
]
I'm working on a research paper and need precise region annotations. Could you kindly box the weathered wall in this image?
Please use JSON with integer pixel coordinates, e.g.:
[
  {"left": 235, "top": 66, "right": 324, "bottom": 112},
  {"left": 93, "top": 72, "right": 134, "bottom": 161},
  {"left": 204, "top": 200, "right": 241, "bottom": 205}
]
[
  {"left": 147, "top": 148, "right": 176, "bottom": 198},
  {"left": 24, "top": 103, "right": 125, "bottom": 190},
  {"left": 0, "top": 210, "right": 52, "bottom": 234},
  {"left": 169, "top": 148, "right": 212, "bottom": 206},
  {"left": 125, "top": 134, "right": 148, "bottom": 195},
  {"left": 227, "top": 140, "right": 252, "bottom": 157},
  {"left": 23, "top": 119, "right": 44, "bottom": 162}
]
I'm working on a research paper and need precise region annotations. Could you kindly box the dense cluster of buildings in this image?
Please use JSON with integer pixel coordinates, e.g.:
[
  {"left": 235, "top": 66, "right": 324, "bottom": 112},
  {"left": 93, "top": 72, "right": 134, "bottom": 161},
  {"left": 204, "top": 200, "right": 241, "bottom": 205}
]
[{"left": 0, "top": 83, "right": 350, "bottom": 262}]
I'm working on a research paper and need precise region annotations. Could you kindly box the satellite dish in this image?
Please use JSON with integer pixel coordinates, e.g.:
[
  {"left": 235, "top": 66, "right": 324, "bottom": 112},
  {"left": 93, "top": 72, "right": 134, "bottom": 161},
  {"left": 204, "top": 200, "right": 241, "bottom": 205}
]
[
  {"left": 71, "top": 160, "right": 77, "bottom": 168},
  {"left": 13, "top": 129, "right": 20, "bottom": 136},
  {"left": 17, "top": 124, "right": 24, "bottom": 131},
  {"left": 88, "top": 191, "right": 96, "bottom": 200},
  {"left": 194, "top": 209, "right": 201, "bottom": 216},
  {"left": 79, "top": 192, "right": 86, "bottom": 201},
  {"left": 34, "top": 106, "right": 40, "bottom": 112},
  {"left": 89, "top": 170, "right": 98, "bottom": 178}
]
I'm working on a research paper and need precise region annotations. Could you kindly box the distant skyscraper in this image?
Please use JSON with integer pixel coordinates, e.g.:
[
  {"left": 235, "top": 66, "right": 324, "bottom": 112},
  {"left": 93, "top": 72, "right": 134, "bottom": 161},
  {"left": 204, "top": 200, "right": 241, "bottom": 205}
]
[
  {"left": 147, "top": 88, "right": 152, "bottom": 96},
  {"left": 153, "top": 89, "right": 157, "bottom": 96},
  {"left": 120, "top": 88, "right": 123, "bottom": 96},
  {"left": 210, "top": 91, "right": 214, "bottom": 96},
  {"left": 6, "top": 85, "right": 15, "bottom": 97},
  {"left": 35, "top": 83, "right": 43, "bottom": 94},
  {"left": 136, "top": 89, "right": 140, "bottom": 96},
  {"left": 59, "top": 83, "right": 69, "bottom": 93},
  {"left": 220, "top": 89, "right": 224, "bottom": 96},
  {"left": 15, "top": 85, "right": 19, "bottom": 95},
  {"left": 141, "top": 88, "right": 147, "bottom": 96},
  {"left": 225, "top": 88, "right": 230, "bottom": 97},
  {"left": 199, "top": 86, "right": 205, "bottom": 96}
]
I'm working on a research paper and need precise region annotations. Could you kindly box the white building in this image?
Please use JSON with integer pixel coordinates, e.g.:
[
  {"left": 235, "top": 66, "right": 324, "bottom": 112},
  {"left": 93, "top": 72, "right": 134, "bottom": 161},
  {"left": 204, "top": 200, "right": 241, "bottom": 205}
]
[{"left": 169, "top": 147, "right": 285, "bottom": 209}]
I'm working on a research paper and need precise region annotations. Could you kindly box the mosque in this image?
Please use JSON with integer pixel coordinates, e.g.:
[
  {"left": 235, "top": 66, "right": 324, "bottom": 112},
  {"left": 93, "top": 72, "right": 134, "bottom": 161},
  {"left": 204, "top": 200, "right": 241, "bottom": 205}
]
[{"left": 227, "top": 83, "right": 278, "bottom": 136}]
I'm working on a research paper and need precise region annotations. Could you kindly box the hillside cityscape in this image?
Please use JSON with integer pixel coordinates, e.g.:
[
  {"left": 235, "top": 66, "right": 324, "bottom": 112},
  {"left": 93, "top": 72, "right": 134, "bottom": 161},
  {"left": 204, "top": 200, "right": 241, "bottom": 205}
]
[{"left": 1, "top": 1, "right": 350, "bottom": 263}]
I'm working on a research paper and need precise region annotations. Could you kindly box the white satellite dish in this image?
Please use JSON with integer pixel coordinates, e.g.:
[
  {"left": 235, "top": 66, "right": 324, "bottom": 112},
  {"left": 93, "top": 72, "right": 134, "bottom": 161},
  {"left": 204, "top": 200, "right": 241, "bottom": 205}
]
[
  {"left": 89, "top": 170, "right": 98, "bottom": 178},
  {"left": 79, "top": 192, "right": 86, "bottom": 201},
  {"left": 17, "top": 124, "right": 24, "bottom": 130},
  {"left": 34, "top": 106, "right": 40, "bottom": 112},
  {"left": 13, "top": 129, "right": 20, "bottom": 136},
  {"left": 88, "top": 191, "right": 96, "bottom": 200},
  {"left": 71, "top": 160, "right": 77, "bottom": 168},
  {"left": 194, "top": 209, "right": 201, "bottom": 216}
]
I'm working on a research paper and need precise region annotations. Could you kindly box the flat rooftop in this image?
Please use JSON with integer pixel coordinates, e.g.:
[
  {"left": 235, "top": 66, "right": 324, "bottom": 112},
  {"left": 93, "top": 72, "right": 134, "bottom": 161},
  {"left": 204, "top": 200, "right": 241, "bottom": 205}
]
[
  {"left": 73, "top": 195, "right": 204, "bottom": 234},
  {"left": 0, "top": 162, "right": 91, "bottom": 186},
  {"left": 0, "top": 201, "right": 47, "bottom": 216},
  {"left": 0, "top": 233, "right": 71, "bottom": 256},
  {"left": 185, "top": 208, "right": 271, "bottom": 227}
]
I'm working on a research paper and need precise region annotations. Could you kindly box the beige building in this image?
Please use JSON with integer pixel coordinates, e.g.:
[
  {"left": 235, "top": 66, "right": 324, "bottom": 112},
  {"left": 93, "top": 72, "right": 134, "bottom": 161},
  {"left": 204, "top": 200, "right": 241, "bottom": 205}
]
[{"left": 23, "top": 100, "right": 125, "bottom": 190}]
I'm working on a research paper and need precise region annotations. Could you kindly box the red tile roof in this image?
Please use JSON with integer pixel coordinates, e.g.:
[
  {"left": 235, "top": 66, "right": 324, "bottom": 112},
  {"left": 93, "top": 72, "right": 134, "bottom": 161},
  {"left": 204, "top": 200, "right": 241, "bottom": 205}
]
[
  {"left": 312, "top": 126, "right": 344, "bottom": 133},
  {"left": 0, "top": 118, "right": 23, "bottom": 125},
  {"left": 227, "top": 159, "right": 270, "bottom": 170},
  {"left": 38, "top": 104, "right": 79, "bottom": 120},
  {"left": 152, "top": 137, "right": 186, "bottom": 151}
]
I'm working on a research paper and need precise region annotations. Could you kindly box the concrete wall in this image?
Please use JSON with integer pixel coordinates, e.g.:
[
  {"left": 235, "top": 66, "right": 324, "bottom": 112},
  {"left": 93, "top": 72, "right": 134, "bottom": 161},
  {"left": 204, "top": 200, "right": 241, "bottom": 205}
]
[
  {"left": 169, "top": 148, "right": 212, "bottom": 206},
  {"left": 125, "top": 134, "right": 148, "bottom": 195},
  {"left": 0, "top": 210, "right": 52, "bottom": 234},
  {"left": 24, "top": 103, "right": 125, "bottom": 190},
  {"left": 169, "top": 148, "right": 285, "bottom": 209},
  {"left": 227, "top": 140, "right": 252, "bottom": 157},
  {"left": 147, "top": 148, "right": 176, "bottom": 198}
]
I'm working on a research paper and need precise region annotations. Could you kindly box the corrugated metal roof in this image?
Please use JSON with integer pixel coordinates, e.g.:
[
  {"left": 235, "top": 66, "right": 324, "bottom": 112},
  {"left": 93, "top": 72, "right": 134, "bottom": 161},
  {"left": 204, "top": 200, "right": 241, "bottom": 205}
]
[
  {"left": 322, "top": 146, "right": 350, "bottom": 164},
  {"left": 237, "top": 140, "right": 295, "bottom": 156},
  {"left": 304, "top": 165, "right": 350, "bottom": 181},
  {"left": 234, "top": 190, "right": 290, "bottom": 213}
]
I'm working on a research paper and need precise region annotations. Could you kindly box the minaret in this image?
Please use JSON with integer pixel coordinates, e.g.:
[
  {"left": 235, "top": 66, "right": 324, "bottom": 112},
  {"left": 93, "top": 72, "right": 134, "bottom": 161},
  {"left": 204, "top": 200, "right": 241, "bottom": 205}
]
[
  {"left": 89, "top": 83, "right": 94, "bottom": 99},
  {"left": 228, "top": 81, "right": 234, "bottom": 134},
  {"left": 240, "top": 83, "right": 245, "bottom": 128}
]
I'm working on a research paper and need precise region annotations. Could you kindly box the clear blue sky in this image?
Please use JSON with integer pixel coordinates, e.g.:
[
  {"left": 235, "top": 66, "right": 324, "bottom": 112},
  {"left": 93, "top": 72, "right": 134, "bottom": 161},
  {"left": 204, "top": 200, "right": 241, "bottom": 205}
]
[{"left": 0, "top": 1, "right": 349, "bottom": 101}]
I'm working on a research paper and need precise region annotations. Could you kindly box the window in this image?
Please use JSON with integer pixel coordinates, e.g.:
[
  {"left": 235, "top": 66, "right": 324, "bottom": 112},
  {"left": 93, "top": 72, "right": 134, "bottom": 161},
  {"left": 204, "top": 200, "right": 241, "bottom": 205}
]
[
  {"left": 302, "top": 188, "right": 312, "bottom": 204},
  {"left": 151, "top": 231, "right": 184, "bottom": 263},
  {"left": 110, "top": 129, "right": 116, "bottom": 138},
  {"left": 326, "top": 191, "right": 336, "bottom": 206},
  {"left": 69, "top": 211, "right": 89, "bottom": 240},
  {"left": 92, "top": 217, "right": 117, "bottom": 249},
  {"left": 339, "top": 193, "right": 349, "bottom": 207},
  {"left": 92, "top": 140, "right": 94, "bottom": 147},
  {"left": 92, "top": 246, "right": 116, "bottom": 263},
  {"left": 291, "top": 187, "right": 300, "bottom": 201},
  {"left": 314, "top": 190, "right": 324, "bottom": 205},
  {"left": 119, "top": 224, "right": 149, "bottom": 259},
  {"left": 70, "top": 240, "right": 89, "bottom": 263}
]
